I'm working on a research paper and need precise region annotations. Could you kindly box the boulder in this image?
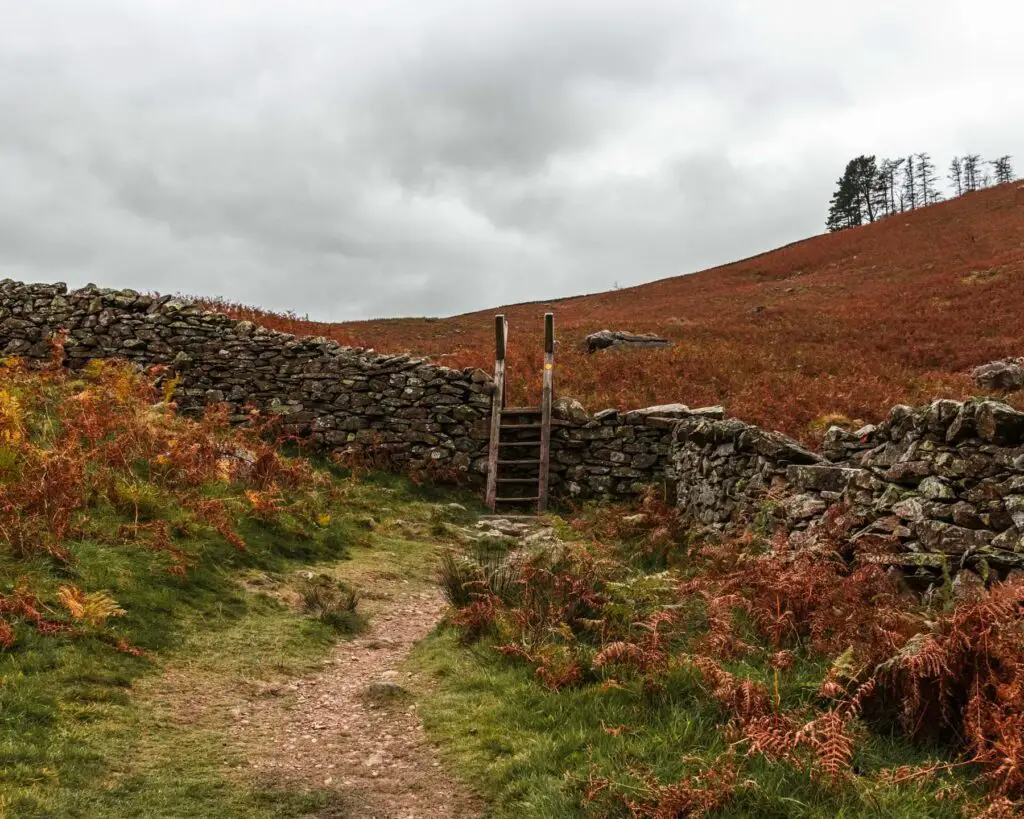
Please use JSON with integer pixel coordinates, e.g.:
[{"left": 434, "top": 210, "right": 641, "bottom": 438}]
[
  {"left": 552, "top": 397, "right": 590, "bottom": 425},
  {"left": 585, "top": 330, "right": 673, "bottom": 353},
  {"left": 972, "top": 358, "right": 1024, "bottom": 392},
  {"left": 975, "top": 401, "right": 1024, "bottom": 445}
]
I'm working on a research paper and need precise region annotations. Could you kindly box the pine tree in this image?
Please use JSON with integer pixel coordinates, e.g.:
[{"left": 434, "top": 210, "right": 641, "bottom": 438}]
[
  {"left": 915, "top": 153, "right": 942, "bottom": 205},
  {"left": 827, "top": 174, "right": 858, "bottom": 232},
  {"left": 876, "top": 158, "right": 904, "bottom": 217},
  {"left": 826, "top": 156, "right": 879, "bottom": 232},
  {"left": 963, "top": 154, "right": 983, "bottom": 192},
  {"left": 992, "top": 155, "right": 1015, "bottom": 185},
  {"left": 889, "top": 157, "right": 907, "bottom": 212},
  {"left": 902, "top": 155, "right": 917, "bottom": 210},
  {"left": 948, "top": 156, "right": 964, "bottom": 197}
]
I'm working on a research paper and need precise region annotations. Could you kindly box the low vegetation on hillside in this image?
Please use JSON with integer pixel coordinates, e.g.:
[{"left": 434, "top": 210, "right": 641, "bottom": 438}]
[
  {"left": 416, "top": 497, "right": 1024, "bottom": 817},
  {"left": 200, "top": 183, "right": 1024, "bottom": 445}
]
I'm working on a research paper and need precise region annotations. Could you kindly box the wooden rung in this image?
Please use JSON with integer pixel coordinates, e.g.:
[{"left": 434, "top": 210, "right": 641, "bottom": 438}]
[
  {"left": 498, "top": 459, "right": 540, "bottom": 466},
  {"left": 503, "top": 407, "right": 541, "bottom": 414},
  {"left": 501, "top": 423, "right": 543, "bottom": 430},
  {"left": 495, "top": 496, "right": 540, "bottom": 503},
  {"left": 497, "top": 477, "right": 538, "bottom": 484},
  {"left": 498, "top": 441, "right": 540, "bottom": 447}
]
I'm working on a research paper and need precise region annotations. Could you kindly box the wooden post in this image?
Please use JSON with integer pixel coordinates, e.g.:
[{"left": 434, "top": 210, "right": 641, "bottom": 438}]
[
  {"left": 485, "top": 314, "right": 507, "bottom": 510},
  {"left": 537, "top": 312, "right": 554, "bottom": 513}
]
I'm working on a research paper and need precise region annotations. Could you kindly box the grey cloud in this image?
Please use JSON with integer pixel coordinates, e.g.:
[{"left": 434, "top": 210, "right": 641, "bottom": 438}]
[{"left": 0, "top": 1, "right": 1022, "bottom": 320}]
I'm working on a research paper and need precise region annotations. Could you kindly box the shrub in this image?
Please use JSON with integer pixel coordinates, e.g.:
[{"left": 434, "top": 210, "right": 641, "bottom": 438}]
[
  {"left": 296, "top": 573, "right": 363, "bottom": 633},
  {"left": 438, "top": 542, "right": 523, "bottom": 611}
]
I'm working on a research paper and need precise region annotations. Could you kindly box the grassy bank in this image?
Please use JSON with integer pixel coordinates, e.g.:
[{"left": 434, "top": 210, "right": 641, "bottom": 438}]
[{"left": 0, "top": 357, "right": 476, "bottom": 817}]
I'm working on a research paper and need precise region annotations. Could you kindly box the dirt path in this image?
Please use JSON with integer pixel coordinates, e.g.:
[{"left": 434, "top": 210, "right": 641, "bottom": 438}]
[{"left": 235, "top": 579, "right": 483, "bottom": 819}]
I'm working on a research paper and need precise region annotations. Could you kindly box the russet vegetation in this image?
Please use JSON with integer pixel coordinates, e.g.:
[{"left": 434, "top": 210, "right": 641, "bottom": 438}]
[
  {"left": 422, "top": 496, "right": 1024, "bottom": 817},
  {"left": 200, "top": 182, "right": 1024, "bottom": 445}
]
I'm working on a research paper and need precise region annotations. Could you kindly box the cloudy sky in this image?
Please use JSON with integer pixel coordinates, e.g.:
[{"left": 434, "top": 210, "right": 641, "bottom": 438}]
[{"left": 1, "top": 1, "right": 1022, "bottom": 320}]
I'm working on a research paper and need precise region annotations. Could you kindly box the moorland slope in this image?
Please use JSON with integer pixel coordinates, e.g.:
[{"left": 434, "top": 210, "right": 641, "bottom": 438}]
[{"left": 209, "top": 183, "right": 1024, "bottom": 444}]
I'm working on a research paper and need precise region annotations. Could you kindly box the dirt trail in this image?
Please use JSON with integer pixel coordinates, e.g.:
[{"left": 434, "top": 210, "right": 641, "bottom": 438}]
[{"left": 236, "top": 581, "right": 482, "bottom": 819}]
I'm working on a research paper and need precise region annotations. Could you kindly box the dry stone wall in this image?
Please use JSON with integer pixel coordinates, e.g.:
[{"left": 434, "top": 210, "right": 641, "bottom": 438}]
[
  {"left": 0, "top": 280, "right": 493, "bottom": 475},
  {"left": 548, "top": 402, "right": 723, "bottom": 500},
  {"left": 4, "top": 276, "right": 1023, "bottom": 576},
  {"left": 672, "top": 398, "right": 1024, "bottom": 580},
  {"left": 0, "top": 280, "right": 686, "bottom": 499}
]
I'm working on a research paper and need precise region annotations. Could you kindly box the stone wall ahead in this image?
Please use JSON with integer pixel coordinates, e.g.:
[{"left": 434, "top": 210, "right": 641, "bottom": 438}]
[
  {"left": 5, "top": 276, "right": 1022, "bottom": 572},
  {"left": 0, "top": 280, "right": 493, "bottom": 475},
  {"left": 0, "top": 280, "right": 693, "bottom": 500}
]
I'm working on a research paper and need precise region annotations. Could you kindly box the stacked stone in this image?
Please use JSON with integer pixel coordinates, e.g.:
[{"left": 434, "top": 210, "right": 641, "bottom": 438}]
[
  {"left": 0, "top": 280, "right": 492, "bottom": 475},
  {"left": 550, "top": 402, "right": 698, "bottom": 498},
  {"left": 829, "top": 399, "right": 1024, "bottom": 573},
  {"left": 671, "top": 392, "right": 1024, "bottom": 579},
  {"left": 671, "top": 414, "right": 822, "bottom": 526},
  {"left": 4, "top": 278, "right": 1022, "bottom": 537}
]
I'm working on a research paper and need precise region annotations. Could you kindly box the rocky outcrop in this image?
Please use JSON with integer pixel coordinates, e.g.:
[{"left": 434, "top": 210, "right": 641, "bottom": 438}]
[
  {"left": 973, "top": 358, "right": 1024, "bottom": 392},
  {"left": 585, "top": 329, "right": 672, "bottom": 353}
]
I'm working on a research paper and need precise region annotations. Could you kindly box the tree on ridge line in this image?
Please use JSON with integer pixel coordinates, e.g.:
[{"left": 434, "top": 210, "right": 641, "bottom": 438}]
[{"left": 826, "top": 151, "right": 1016, "bottom": 232}]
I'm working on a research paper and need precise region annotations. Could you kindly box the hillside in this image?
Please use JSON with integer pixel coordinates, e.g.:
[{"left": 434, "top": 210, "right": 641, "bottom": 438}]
[{"left": 207, "top": 183, "right": 1024, "bottom": 444}]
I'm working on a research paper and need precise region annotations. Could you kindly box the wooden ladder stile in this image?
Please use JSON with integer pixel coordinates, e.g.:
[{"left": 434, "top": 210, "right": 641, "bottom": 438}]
[{"left": 485, "top": 313, "right": 555, "bottom": 515}]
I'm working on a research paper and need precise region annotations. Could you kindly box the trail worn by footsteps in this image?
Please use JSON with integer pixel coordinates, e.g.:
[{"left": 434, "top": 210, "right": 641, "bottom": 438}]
[{"left": 237, "top": 581, "right": 482, "bottom": 819}]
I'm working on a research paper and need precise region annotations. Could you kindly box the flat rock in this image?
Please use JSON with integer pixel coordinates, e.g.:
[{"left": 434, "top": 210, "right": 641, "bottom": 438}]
[
  {"left": 914, "top": 520, "right": 994, "bottom": 554},
  {"left": 624, "top": 403, "right": 692, "bottom": 420},
  {"left": 786, "top": 464, "right": 862, "bottom": 493},
  {"left": 585, "top": 329, "right": 673, "bottom": 353}
]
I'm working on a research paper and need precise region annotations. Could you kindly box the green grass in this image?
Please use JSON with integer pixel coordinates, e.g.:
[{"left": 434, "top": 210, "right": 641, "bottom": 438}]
[
  {"left": 411, "top": 631, "right": 981, "bottom": 818},
  {"left": 0, "top": 466, "right": 480, "bottom": 819}
]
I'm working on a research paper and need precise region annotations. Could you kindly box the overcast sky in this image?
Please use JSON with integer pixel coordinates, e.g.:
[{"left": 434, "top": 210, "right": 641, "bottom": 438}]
[{"left": 1, "top": 1, "right": 1022, "bottom": 320}]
